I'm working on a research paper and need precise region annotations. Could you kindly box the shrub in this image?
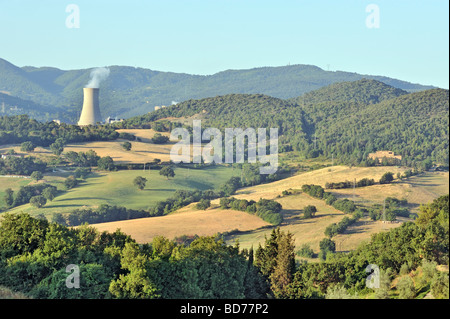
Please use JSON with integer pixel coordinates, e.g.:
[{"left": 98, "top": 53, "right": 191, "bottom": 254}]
[
  {"left": 196, "top": 199, "right": 211, "bottom": 210},
  {"left": 297, "top": 244, "right": 314, "bottom": 258},
  {"left": 152, "top": 133, "right": 169, "bottom": 144},
  {"left": 64, "top": 176, "right": 79, "bottom": 190},
  {"left": 121, "top": 141, "right": 132, "bottom": 151},
  {"left": 396, "top": 276, "right": 415, "bottom": 299},
  {"left": 380, "top": 172, "right": 394, "bottom": 184}
]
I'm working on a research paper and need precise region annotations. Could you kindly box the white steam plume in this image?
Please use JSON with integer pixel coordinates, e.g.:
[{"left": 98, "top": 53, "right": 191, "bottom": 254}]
[{"left": 86, "top": 67, "right": 110, "bottom": 88}]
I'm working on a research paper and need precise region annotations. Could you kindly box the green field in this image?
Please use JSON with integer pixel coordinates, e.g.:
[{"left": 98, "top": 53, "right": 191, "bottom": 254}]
[
  {"left": 0, "top": 177, "right": 33, "bottom": 210},
  {"left": 4, "top": 165, "right": 240, "bottom": 219}
]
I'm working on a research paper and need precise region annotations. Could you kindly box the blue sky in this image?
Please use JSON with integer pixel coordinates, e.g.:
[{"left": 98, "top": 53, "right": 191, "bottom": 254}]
[{"left": 1, "top": 0, "right": 448, "bottom": 88}]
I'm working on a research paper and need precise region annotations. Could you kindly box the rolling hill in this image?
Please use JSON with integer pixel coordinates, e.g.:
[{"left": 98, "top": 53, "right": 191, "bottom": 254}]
[
  {"left": 122, "top": 80, "right": 449, "bottom": 167},
  {"left": 0, "top": 57, "right": 437, "bottom": 121}
]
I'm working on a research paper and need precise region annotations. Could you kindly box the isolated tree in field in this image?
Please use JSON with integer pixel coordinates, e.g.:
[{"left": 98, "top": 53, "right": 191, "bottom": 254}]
[
  {"left": 303, "top": 205, "right": 317, "bottom": 218},
  {"left": 31, "top": 171, "right": 43, "bottom": 182},
  {"left": 20, "top": 141, "right": 35, "bottom": 153},
  {"left": 159, "top": 166, "right": 175, "bottom": 179},
  {"left": 133, "top": 176, "right": 147, "bottom": 190},
  {"left": 122, "top": 141, "right": 132, "bottom": 151},
  {"left": 30, "top": 195, "right": 47, "bottom": 208},
  {"left": 379, "top": 172, "right": 394, "bottom": 184}
]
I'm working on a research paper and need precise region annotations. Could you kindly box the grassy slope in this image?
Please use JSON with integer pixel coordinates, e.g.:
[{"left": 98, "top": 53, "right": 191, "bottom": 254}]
[
  {"left": 88, "top": 166, "right": 448, "bottom": 258},
  {"left": 0, "top": 177, "right": 32, "bottom": 209},
  {"left": 92, "top": 204, "right": 271, "bottom": 244}
]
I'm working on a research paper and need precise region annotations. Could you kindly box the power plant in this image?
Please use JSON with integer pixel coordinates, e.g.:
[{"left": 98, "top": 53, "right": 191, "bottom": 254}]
[{"left": 78, "top": 87, "right": 102, "bottom": 126}]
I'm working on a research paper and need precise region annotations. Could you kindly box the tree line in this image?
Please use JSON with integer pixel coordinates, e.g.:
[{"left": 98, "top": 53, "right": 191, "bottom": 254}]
[
  {"left": 0, "top": 115, "right": 119, "bottom": 147},
  {"left": 301, "top": 184, "right": 356, "bottom": 214},
  {"left": 219, "top": 197, "right": 283, "bottom": 226}
]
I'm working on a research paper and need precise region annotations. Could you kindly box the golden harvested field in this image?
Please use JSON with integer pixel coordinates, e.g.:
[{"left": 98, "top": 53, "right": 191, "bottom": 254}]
[
  {"left": 225, "top": 192, "right": 347, "bottom": 253},
  {"left": 89, "top": 166, "right": 448, "bottom": 259},
  {"left": 92, "top": 204, "right": 270, "bottom": 244},
  {"left": 331, "top": 171, "right": 449, "bottom": 212},
  {"left": 0, "top": 129, "right": 174, "bottom": 164},
  {"left": 224, "top": 165, "right": 409, "bottom": 202},
  {"left": 66, "top": 129, "right": 173, "bottom": 163},
  {"left": 0, "top": 129, "right": 209, "bottom": 164},
  {"left": 332, "top": 217, "right": 407, "bottom": 252},
  {"left": 64, "top": 140, "right": 173, "bottom": 163}
]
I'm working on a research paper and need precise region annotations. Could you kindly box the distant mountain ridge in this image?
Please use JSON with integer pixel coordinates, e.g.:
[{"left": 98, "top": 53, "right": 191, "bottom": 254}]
[{"left": 0, "top": 57, "right": 437, "bottom": 122}]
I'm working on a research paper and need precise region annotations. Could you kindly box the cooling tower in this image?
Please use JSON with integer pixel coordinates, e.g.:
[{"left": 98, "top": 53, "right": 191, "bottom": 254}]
[{"left": 78, "top": 88, "right": 102, "bottom": 126}]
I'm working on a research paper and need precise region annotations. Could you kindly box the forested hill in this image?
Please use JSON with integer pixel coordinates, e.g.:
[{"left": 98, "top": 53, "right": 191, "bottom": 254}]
[
  {"left": 293, "top": 78, "right": 409, "bottom": 105},
  {"left": 0, "top": 57, "right": 436, "bottom": 121},
  {"left": 0, "top": 92, "right": 68, "bottom": 122},
  {"left": 120, "top": 81, "right": 449, "bottom": 167},
  {"left": 308, "top": 88, "right": 449, "bottom": 166}
]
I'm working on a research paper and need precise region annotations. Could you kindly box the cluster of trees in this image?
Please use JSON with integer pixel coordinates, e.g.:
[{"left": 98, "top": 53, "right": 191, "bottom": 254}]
[
  {"left": 64, "top": 150, "right": 115, "bottom": 171},
  {"left": 52, "top": 205, "right": 150, "bottom": 227},
  {"left": 324, "top": 212, "right": 362, "bottom": 238},
  {"left": 367, "top": 197, "right": 411, "bottom": 221},
  {"left": 301, "top": 184, "right": 356, "bottom": 214},
  {"left": 151, "top": 133, "right": 169, "bottom": 144},
  {"left": 0, "top": 213, "right": 269, "bottom": 299},
  {"left": 218, "top": 165, "right": 286, "bottom": 198},
  {"left": 115, "top": 117, "right": 181, "bottom": 132},
  {"left": 0, "top": 155, "right": 47, "bottom": 176},
  {"left": 325, "top": 177, "right": 375, "bottom": 190},
  {"left": 3, "top": 184, "right": 57, "bottom": 209},
  {"left": 148, "top": 189, "right": 220, "bottom": 217},
  {"left": 219, "top": 197, "right": 283, "bottom": 226},
  {"left": 0, "top": 115, "right": 119, "bottom": 147},
  {"left": 195, "top": 199, "right": 211, "bottom": 210},
  {"left": 324, "top": 172, "right": 395, "bottom": 191}
]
